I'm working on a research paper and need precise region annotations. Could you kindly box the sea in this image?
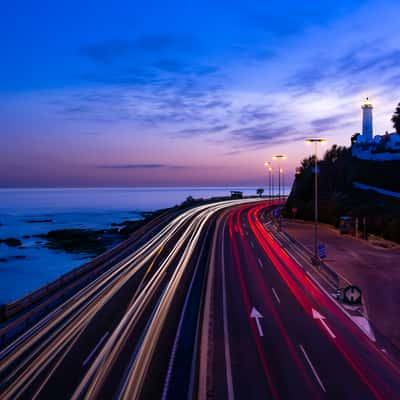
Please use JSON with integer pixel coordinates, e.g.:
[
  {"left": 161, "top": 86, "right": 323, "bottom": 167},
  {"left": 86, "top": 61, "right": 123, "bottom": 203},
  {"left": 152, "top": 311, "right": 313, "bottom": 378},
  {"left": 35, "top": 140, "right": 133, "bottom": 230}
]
[{"left": 0, "top": 187, "right": 290, "bottom": 303}]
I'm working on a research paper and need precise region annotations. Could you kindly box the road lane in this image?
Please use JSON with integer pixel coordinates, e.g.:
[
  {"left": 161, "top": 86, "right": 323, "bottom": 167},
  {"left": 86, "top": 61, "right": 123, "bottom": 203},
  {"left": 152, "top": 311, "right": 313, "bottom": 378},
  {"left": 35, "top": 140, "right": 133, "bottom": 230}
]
[
  {"left": 201, "top": 201, "right": 400, "bottom": 399},
  {"left": 246, "top": 205, "right": 377, "bottom": 399},
  {"left": 248, "top": 203, "right": 400, "bottom": 398},
  {"left": 0, "top": 198, "right": 261, "bottom": 400}
]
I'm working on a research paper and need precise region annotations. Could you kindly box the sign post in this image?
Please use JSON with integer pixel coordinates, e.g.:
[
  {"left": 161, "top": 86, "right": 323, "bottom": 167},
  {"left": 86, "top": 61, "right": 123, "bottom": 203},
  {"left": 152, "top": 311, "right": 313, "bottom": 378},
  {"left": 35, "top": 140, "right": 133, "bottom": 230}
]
[{"left": 318, "top": 243, "right": 326, "bottom": 259}]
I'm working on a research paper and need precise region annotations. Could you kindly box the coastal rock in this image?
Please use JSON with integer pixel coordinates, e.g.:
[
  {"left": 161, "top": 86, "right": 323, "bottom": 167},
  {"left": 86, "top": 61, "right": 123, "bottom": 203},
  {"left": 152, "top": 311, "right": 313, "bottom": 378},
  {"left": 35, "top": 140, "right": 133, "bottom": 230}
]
[
  {"left": 26, "top": 219, "right": 53, "bottom": 223},
  {"left": 0, "top": 238, "right": 22, "bottom": 247}
]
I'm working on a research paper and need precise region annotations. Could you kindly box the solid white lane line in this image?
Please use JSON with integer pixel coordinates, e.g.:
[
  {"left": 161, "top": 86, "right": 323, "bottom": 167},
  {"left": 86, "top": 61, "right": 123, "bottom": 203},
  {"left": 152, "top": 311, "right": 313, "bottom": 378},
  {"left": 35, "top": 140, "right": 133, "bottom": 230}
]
[
  {"left": 222, "top": 221, "right": 235, "bottom": 400},
  {"left": 271, "top": 288, "right": 281, "bottom": 304},
  {"left": 257, "top": 258, "right": 263, "bottom": 268},
  {"left": 82, "top": 332, "right": 109, "bottom": 366},
  {"left": 299, "top": 345, "right": 326, "bottom": 393}
]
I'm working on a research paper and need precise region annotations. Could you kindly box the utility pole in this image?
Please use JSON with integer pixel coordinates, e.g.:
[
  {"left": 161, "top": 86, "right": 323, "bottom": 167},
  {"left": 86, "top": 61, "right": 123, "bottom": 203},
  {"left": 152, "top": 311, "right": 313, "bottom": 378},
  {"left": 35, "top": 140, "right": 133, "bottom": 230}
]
[
  {"left": 363, "top": 216, "right": 367, "bottom": 240},
  {"left": 272, "top": 155, "right": 286, "bottom": 202},
  {"left": 264, "top": 161, "right": 273, "bottom": 199},
  {"left": 305, "top": 138, "right": 327, "bottom": 265}
]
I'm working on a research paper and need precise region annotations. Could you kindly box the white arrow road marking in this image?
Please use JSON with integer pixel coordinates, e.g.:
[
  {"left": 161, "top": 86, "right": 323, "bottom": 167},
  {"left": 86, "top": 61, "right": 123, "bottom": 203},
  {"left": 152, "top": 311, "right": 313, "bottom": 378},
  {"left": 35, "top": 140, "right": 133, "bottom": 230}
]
[
  {"left": 250, "top": 307, "right": 264, "bottom": 337},
  {"left": 271, "top": 288, "right": 280, "bottom": 304},
  {"left": 312, "top": 309, "right": 336, "bottom": 339},
  {"left": 299, "top": 345, "right": 326, "bottom": 393}
]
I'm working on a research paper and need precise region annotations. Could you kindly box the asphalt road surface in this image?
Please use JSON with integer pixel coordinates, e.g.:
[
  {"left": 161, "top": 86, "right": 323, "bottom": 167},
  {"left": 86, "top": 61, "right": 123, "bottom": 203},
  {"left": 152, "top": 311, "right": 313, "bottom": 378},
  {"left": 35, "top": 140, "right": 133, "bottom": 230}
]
[{"left": 1, "top": 200, "right": 399, "bottom": 399}]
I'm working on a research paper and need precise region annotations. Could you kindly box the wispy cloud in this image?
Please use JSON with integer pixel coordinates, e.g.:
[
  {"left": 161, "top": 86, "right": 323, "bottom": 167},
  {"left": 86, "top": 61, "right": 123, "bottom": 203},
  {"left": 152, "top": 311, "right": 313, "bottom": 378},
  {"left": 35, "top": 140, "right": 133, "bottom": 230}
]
[
  {"left": 310, "top": 113, "right": 355, "bottom": 131},
  {"left": 96, "top": 163, "right": 185, "bottom": 169},
  {"left": 80, "top": 35, "right": 193, "bottom": 65},
  {"left": 178, "top": 124, "right": 229, "bottom": 137},
  {"left": 80, "top": 40, "right": 132, "bottom": 64},
  {"left": 230, "top": 123, "right": 303, "bottom": 148},
  {"left": 286, "top": 42, "right": 400, "bottom": 96},
  {"left": 250, "top": 1, "right": 365, "bottom": 38},
  {"left": 238, "top": 105, "right": 277, "bottom": 125}
]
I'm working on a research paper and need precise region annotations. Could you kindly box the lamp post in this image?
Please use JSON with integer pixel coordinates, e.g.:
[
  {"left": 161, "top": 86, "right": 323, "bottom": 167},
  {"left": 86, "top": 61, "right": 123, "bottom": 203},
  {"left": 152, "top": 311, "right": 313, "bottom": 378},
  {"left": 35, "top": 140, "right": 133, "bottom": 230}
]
[
  {"left": 305, "top": 138, "right": 327, "bottom": 265},
  {"left": 264, "top": 161, "right": 273, "bottom": 199},
  {"left": 272, "top": 155, "right": 287, "bottom": 201}
]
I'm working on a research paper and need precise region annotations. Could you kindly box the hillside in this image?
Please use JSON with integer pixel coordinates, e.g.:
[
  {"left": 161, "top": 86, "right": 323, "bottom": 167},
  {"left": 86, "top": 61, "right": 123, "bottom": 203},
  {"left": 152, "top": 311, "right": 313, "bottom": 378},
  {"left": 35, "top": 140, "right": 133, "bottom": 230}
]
[{"left": 284, "top": 145, "right": 400, "bottom": 243}]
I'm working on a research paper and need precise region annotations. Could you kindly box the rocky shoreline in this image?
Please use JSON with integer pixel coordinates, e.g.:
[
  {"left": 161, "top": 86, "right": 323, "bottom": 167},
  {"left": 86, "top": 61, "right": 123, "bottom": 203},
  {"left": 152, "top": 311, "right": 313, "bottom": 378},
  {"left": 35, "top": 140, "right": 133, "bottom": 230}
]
[
  {"left": 34, "top": 208, "right": 169, "bottom": 256},
  {"left": 0, "top": 194, "right": 242, "bottom": 263}
]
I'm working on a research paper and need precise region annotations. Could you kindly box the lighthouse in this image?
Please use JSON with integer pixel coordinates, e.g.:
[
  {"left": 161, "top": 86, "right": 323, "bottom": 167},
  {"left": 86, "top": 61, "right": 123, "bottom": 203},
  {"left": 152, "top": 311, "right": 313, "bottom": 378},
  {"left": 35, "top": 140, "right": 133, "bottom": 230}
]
[{"left": 361, "top": 97, "right": 373, "bottom": 142}]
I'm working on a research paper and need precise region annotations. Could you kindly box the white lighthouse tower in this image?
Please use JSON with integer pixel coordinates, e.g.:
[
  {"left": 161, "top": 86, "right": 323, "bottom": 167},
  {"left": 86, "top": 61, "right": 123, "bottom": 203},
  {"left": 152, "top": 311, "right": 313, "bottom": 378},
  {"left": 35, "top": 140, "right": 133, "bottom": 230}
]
[{"left": 361, "top": 97, "right": 373, "bottom": 142}]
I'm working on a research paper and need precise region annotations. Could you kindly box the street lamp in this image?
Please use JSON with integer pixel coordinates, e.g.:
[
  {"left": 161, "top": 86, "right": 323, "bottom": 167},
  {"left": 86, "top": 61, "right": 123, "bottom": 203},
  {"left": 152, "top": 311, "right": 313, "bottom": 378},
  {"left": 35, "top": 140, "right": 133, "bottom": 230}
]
[
  {"left": 272, "top": 155, "right": 287, "bottom": 201},
  {"left": 264, "top": 161, "right": 273, "bottom": 199},
  {"left": 305, "top": 138, "right": 327, "bottom": 265}
]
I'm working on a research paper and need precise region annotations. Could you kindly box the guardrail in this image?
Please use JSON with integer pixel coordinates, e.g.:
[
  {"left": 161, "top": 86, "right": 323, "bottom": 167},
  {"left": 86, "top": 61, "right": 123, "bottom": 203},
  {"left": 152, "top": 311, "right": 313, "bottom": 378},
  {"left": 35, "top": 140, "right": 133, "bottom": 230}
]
[
  {"left": 0, "top": 210, "right": 175, "bottom": 348},
  {"left": 278, "top": 229, "right": 343, "bottom": 289},
  {"left": 263, "top": 206, "right": 343, "bottom": 290}
]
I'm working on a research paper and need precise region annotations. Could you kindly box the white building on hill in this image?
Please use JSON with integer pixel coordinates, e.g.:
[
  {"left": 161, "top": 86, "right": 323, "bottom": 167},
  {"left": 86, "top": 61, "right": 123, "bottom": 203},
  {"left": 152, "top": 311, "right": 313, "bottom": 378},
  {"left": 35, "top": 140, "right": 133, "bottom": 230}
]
[{"left": 352, "top": 98, "right": 400, "bottom": 161}]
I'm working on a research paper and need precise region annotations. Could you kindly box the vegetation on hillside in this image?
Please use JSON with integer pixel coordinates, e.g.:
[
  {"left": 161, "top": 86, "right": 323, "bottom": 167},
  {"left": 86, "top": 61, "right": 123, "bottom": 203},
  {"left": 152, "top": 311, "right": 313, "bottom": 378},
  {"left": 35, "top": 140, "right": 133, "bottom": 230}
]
[
  {"left": 392, "top": 102, "right": 400, "bottom": 134},
  {"left": 284, "top": 145, "right": 400, "bottom": 243}
]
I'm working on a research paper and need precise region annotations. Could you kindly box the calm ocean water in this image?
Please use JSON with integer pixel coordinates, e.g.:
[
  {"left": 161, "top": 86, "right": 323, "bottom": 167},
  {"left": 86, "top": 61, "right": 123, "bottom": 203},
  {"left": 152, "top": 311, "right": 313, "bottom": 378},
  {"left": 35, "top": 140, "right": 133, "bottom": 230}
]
[{"left": 0, "top": 187, "right": 290, "bottom": 303}]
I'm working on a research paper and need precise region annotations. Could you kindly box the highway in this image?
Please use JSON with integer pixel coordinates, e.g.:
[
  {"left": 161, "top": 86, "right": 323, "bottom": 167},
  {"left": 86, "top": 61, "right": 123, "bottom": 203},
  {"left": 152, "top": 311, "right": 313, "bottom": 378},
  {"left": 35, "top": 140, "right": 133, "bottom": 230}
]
[
  {"left": 199, "top": 202, "right": 400, "bottom": 400},
  {"left": 1, "top": 200, "right": 400, "bottom": 399}
]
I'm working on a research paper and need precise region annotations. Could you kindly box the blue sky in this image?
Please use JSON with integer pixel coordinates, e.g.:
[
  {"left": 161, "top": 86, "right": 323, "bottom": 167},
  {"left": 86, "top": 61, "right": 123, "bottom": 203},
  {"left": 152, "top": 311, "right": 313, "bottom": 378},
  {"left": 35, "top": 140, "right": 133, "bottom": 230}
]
[{"left": 1, "top": 0, "right": 399, "bottom": 186}]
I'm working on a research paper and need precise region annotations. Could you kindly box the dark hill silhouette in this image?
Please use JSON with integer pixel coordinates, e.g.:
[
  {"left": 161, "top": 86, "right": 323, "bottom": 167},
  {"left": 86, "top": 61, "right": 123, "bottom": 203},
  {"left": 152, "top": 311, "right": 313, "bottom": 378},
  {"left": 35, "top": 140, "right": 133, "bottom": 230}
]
[{"left": 285, "top": 145, "right": 400, "bottom": 243}]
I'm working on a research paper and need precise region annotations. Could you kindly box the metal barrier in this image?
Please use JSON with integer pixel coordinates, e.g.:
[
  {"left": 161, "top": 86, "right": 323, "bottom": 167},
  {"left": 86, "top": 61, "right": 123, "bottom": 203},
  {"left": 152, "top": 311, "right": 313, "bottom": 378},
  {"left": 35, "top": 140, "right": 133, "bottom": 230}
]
[{"left": 0, "top": 210, "right": 173, "bottom": 334}]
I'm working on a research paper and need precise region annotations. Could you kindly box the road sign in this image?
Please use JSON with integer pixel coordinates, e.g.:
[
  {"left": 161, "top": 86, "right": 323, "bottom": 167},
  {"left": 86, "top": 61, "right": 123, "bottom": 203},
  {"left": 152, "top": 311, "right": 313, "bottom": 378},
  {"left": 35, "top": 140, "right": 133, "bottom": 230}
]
[
  {"left": 343, "top": 285, "right": 362, "bottom": 305},
  {"left": 318, "top": 243, "right": 326, "bottom": 259}
]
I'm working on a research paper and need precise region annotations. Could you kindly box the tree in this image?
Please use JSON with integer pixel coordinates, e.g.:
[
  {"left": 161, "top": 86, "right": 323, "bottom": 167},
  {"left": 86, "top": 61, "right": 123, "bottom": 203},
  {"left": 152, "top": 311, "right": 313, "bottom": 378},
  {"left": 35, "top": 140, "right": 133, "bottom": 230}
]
[
  {"left": 351, "top": 133, "right": 360, "bottom": 146},
  {"left": 323, "top": 145, "right": 349, "bottom": 164},
  {"left": 299, "top": 155, "right": 315, "bottom": 174},
  {"left": 391, "top": 102, "right": 400, "bottom": 134},
  {"left": 256, "top": 188, "right": 264, "bottom": 197}
]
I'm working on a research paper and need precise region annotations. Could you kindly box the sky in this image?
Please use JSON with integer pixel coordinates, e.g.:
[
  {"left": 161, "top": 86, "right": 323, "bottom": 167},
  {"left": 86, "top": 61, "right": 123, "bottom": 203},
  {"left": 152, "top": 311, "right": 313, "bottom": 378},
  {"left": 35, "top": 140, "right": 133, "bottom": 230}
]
[{"left": 1, "top": 0, "right": 400, "bottom": 187}]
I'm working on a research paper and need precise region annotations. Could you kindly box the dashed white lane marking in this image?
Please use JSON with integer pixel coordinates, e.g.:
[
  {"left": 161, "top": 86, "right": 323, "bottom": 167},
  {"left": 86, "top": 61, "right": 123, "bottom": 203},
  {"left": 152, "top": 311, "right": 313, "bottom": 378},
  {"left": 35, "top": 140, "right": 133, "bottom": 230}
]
[
  {"left": 83, "top": 332, "right": 109, "bottom": 366},
  {"left": 250, "top": 241, "right": 254, "bottom": 248},
  {"left": 299, "top": 344, "right": 326, "bottom": 393},
  {"left": 271, "top": 288, "right": 281, "bottom": 304},
  {"left": 257, "top": 258, "right": 263, "bottom": 268}
]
